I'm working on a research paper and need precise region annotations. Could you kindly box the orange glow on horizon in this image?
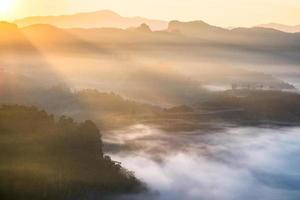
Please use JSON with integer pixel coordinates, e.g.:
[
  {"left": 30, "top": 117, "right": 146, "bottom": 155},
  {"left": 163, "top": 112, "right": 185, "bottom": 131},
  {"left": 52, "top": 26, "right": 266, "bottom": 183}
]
[{"left": 0, "top": 0, "right": 300, "bottom": 27}]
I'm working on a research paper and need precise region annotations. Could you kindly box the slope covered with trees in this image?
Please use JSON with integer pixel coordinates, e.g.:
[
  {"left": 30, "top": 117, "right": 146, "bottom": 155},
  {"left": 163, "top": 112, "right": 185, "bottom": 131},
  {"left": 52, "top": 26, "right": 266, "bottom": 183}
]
[{"left": 0, "top": 105, "right": 144, "bottom": 200}]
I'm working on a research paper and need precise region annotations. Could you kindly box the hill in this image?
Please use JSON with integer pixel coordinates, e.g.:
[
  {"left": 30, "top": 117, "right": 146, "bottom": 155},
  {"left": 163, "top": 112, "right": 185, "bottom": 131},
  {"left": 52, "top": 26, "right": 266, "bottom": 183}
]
[
  {"left": 0, "top": 105, "right": 144, "bottom": 200},
  {"left": 197, "top": 90, "right": 300, "bottom": 125}
]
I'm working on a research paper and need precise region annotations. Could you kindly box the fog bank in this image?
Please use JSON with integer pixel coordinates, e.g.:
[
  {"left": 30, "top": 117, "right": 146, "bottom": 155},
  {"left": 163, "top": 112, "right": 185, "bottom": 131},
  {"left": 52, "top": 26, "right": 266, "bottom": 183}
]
[{"left": 105, "top": 126, "right": 300, "bottom": 200}]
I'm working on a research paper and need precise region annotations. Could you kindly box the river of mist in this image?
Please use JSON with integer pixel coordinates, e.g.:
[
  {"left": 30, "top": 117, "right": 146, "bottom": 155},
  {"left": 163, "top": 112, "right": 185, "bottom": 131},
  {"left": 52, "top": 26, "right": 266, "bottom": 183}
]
[{"left": 104, "top": 125, "right": 300, "bottom": 200}]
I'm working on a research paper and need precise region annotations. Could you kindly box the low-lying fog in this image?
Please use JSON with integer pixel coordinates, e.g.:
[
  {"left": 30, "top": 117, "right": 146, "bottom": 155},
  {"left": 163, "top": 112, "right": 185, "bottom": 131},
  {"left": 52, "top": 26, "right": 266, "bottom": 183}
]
[{"left": 104, "top": 125, "right": 300, "bottom": 200}]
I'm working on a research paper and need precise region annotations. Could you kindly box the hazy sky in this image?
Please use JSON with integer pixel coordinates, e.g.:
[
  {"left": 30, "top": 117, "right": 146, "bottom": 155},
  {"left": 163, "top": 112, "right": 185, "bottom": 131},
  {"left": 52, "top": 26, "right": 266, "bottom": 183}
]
[{"left": 1, "top": 0, "right": 300, "bottom": 27}]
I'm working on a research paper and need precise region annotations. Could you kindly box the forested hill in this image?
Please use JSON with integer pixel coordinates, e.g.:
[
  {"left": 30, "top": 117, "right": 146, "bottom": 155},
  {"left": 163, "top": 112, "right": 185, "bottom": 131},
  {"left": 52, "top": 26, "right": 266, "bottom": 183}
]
[{"left": 0, "top": 105, "right": 144, "bottom": 200}]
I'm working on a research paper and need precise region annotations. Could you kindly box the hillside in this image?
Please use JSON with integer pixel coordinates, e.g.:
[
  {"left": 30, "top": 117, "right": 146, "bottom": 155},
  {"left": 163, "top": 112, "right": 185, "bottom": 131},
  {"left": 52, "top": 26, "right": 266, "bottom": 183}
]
[
  {"left": 146, "top": 90, "right": 300, "bottom": 131},
  {"left": 0, "top": 105, "right": 144, "bottom": 200},
  {"left": 0, "top": 73, "right": 162, "bottom": 129},
  {"left": 197, "top": 90, "right": 300, "bottom": 125}
]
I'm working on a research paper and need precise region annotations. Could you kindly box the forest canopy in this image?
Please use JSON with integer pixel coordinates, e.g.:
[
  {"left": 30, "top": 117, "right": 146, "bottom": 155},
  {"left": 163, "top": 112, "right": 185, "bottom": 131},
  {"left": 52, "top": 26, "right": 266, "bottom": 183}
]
[{"left": 0, "top": 105, "right": 144, "bottom": 200}]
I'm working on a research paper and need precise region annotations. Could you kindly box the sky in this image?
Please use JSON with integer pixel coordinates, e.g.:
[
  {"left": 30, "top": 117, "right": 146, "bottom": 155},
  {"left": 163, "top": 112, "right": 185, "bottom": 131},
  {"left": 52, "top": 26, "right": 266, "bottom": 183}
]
[{"left": 1, "top": 0, "right": 300, "bottom": 27}]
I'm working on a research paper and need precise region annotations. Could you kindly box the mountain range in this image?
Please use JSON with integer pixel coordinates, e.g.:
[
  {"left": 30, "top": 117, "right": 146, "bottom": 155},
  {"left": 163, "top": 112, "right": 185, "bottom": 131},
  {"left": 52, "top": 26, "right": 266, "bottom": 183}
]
[
  {"left": 3, "top": 20, "right": 300, "bottom": 47},
  {"left": 0, "top": 19, "right": 298, "bottom": 101},
  {"left": 2, "top": 18, "right": 300, "bottom": 71},
  {"left": 13, "top": 10, "right": 168, "bottom": 30},
  {"left": 2, "top": 12, "right": 300, "bottom": 102},
  {"left": 12, "top": 10, "right": 300, "bottom": 34}
]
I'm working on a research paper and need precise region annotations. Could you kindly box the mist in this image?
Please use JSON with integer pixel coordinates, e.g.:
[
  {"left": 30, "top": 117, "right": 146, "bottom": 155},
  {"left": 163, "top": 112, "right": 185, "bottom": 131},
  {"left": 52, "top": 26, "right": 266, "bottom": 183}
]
[
  {"left": 1, "top": 11, "right": 300, "bottom": 200},
  {"left": 106, "top": 125, "right": 300, "bottom": 200}
]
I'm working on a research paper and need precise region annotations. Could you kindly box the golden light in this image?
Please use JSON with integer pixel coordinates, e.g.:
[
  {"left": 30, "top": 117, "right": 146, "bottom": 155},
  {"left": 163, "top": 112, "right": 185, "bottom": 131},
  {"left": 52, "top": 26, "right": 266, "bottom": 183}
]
[{"left": 0, "top": 0, "right": 15, "bottom": 14}]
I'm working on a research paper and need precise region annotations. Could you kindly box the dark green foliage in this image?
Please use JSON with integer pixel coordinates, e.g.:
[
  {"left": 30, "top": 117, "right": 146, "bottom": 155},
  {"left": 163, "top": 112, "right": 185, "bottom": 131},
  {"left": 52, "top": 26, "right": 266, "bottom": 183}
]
[{"left": 0, "top": 105, "right": 144, "bottom": 200}]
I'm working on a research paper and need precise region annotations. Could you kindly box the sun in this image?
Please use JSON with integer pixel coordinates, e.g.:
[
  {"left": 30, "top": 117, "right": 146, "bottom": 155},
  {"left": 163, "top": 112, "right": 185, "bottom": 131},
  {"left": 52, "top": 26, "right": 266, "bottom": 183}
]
[{"left": 0, "top": 0, "right": 14, "bottom": 14}]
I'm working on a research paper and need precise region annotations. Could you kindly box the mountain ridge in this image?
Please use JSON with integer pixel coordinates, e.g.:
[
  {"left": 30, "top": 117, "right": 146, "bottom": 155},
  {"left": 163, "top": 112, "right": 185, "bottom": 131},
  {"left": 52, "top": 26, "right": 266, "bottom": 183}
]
[
  {"left": 13, "top": 10, "right": 300, "bottom": 34},
  {"left": 14, "top": 10, "right": 168, "bottom": 30},
  {"left": 256, "top": 22, "right": 300, "bottom": 33}
]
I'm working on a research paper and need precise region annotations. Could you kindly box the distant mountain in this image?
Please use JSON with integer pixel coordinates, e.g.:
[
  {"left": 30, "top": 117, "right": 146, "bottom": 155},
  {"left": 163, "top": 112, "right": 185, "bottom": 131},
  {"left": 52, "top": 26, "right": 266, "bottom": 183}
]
[
  {"left": 0, "top": 22, "right": 103, "bottom": 53},
  {"left": 167, "top": 20, "right": 300, "bottom": 47},
  {"left": 2, "top": 20, "right": 300, "bottom": 55},
  {"left": 168, "top": 20, "right": 228, "bottom": 36},
  {"left": 0, "top": 22, "right": 38, "bottom": 52},
  {"left": 22, "top": 24, "right": 78, "bottom": 42},
  {"left": 0, "top": 22, "right": 21, "bottom": 43},
  {"left": 127, "top": 23, "right": 152, "bottom": 32},
  {"left": 4, "top": 19, "right": 298, "bottom": 47},
  {"left": 256, "top": 23, "right": 300, "bottom": 33},
  {"left": 14, "top": 10, "right": 168, "bottom": 30}
]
